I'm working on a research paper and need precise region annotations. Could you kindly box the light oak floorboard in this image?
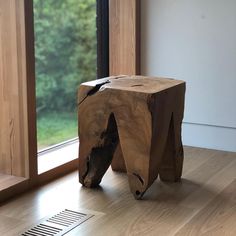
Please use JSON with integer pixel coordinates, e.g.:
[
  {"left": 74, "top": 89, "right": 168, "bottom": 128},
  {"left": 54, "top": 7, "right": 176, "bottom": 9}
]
[
  {"left": 0, "top": 146, "right": 235, "bottom": 236},
  {"left": 175, "top": 179, "right": 236, "bottom": 236}
]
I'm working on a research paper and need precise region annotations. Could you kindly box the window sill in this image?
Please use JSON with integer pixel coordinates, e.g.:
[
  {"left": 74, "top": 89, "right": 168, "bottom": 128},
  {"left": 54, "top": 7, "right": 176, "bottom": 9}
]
[
  {"left": 0, "top": 174, "right": 27, "bottom": 191},
  {"left": 37, "top": 140, "right": 79, "bottom": 174}
]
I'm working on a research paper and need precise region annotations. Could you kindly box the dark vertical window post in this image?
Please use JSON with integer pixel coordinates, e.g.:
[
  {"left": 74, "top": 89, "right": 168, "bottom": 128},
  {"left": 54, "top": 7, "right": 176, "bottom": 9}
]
[{"left": 97, "top": 0, "right": 109, "bottom": 78}]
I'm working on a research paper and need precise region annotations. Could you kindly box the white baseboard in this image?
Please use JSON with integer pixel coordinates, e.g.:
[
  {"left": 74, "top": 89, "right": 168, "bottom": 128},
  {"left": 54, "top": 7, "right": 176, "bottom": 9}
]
[{"left": 182, "top": 122, "right": 236, "bottom": 152}]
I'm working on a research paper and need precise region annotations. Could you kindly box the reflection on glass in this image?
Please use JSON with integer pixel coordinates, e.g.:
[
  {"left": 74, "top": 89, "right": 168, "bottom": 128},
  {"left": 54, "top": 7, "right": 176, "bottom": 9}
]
[{"left": 34, "top": 0, "right": 96, "bottom": 150}]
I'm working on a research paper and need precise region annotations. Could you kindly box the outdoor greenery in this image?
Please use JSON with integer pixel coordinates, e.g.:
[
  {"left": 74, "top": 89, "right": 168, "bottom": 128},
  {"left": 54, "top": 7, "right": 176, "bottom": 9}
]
[
  {"left": 37, "top": 112, "right": 78, "bottom": 148},
  {"left": 34, "top": 0, "right": 96, "bottom": 149}
]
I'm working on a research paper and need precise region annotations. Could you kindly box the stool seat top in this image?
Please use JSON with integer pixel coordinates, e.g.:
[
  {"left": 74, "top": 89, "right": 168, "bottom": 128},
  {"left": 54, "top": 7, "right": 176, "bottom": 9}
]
[{"left": 81, "top": 75, "right": 185, "bottom": 94}]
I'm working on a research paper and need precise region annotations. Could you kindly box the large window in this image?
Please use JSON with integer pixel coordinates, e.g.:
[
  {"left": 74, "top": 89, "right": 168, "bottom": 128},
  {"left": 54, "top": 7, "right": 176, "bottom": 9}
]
[
  {"left": 0, "top": 0, "right": 137, "bottom": 200},
  {"left": 34, "top": 0, "right": 97, "bottom": 151}
]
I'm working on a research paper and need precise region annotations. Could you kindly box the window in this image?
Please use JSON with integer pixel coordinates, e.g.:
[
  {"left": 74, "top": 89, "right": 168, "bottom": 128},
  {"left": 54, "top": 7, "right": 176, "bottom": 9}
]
[{"left": 33, "top": 0, "right": 109, "bottom": 173}]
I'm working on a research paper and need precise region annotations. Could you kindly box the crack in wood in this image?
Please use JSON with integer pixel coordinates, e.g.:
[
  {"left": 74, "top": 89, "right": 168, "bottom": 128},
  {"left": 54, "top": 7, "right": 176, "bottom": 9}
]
[
  {"left": 131, "top": 84, "right": 143, "bottom": 87},
  {"left": 82, "top": 113, "right": 119, "bottom": 187},
  {"left": 87, "top": 80, "right": 111, "bottom": 96},
  {"left": 78, "top": 80, "right": 111, "bottom": 106},
  {"left": 132, "top": 173, "right": 144, "bottom": 185}
]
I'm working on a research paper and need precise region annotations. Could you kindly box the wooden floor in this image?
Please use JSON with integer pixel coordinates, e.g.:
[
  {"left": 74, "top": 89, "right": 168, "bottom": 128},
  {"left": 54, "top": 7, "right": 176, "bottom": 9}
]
[{"left": 0, "top": 146, "right": 235, "bottom": 236}]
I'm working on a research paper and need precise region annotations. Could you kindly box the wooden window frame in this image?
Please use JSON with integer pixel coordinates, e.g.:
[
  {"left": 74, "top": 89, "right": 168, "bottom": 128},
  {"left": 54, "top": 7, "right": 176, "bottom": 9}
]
[
  {"left": 0, "top": 0, "right": 140, "bottom": 202},
  {"left": 109, "top": 0, "right": 140, "bottom": 75}
]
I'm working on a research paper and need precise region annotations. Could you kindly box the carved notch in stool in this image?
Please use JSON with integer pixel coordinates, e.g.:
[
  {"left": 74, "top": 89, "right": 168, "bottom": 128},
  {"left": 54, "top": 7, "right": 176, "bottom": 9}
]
[{"left": 78, "top": 76, "right": 185, "bottom": 199}]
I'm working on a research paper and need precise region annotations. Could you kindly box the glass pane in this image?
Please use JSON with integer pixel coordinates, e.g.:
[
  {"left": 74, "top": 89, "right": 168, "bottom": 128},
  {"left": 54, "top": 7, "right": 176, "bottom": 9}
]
[{"left": 34, "top": 0, "right": 97, "bottom": 151}]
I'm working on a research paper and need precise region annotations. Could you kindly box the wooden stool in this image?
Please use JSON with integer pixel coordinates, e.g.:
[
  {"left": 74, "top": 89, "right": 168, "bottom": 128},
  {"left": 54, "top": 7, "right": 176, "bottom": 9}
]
[{"left": 78, "top": 75, "right": 185, "bottom": 199}]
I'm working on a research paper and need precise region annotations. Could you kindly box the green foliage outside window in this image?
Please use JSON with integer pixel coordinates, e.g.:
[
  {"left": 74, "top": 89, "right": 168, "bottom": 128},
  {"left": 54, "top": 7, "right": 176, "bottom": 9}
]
[{"left": 34, "top": 0, "right": 96, "bottom": 149}]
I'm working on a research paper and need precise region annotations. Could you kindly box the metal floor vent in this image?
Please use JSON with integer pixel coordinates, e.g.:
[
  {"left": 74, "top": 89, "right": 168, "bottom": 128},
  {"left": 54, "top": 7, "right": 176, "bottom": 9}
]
[{"left": 22, "top": 209, "right": 93, "bottom": 236}]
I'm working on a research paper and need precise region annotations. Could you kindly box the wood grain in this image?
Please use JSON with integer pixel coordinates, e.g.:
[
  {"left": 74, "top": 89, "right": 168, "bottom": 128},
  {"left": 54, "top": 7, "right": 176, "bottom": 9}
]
[
  {"left": 176, "top": 179, "right": 236, "bottom": 236},
  {"left": 78, "top": 76, "right": 185, "bottom": 199},
  {"left": 0, "top": 0, "right": 29, "bottom": 177},
  {"left": 109, "top": 0, "right": 140, "bottom": 75},
  {"left": 0, "top": 147, "right": 235, "bottom": 236}
]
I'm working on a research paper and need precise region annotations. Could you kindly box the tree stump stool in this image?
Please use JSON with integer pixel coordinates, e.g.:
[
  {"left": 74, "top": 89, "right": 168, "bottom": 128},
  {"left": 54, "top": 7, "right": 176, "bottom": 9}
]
[{"left": 78, "top": 75, "right": 185, "bottom": 199}]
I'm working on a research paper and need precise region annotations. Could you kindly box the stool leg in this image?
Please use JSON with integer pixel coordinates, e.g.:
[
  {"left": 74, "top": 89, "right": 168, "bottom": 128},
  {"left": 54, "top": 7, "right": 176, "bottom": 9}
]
[
  {"left": 173, "top": 111, "right": 184, "bottom": 180},
  {"left": 115, "top": 114, "right": 152, "bottom": 200},
  {"left": 158, "top": 113, "right": 184, "bottom": 182},
  {"left": 158, "top": 85, "right": 185, "bottom": 182},
  {"left": 79, "top": 112, "right": 119, "bottom": 187},
  {"left": 149, "top": 85, "right": 185, "bottom": 184},
  {"left": 121, "top": 150, "right": 151, "bottom": 200}
]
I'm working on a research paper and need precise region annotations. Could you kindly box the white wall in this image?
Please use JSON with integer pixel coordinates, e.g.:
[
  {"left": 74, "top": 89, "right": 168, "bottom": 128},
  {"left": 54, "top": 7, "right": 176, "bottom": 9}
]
[{"left": 141, "top": 0, "right": 236, "bottom": 152}]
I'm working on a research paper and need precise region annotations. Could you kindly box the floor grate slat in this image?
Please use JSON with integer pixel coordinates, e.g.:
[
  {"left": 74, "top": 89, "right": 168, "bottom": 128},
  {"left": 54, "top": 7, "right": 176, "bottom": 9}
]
[{"left": 21, "top": 209, "right": 93, "bottom": 236}]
